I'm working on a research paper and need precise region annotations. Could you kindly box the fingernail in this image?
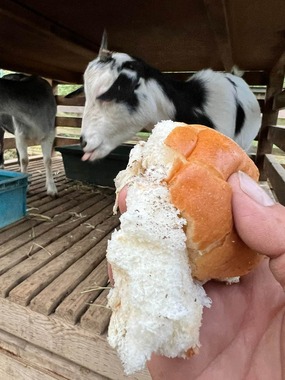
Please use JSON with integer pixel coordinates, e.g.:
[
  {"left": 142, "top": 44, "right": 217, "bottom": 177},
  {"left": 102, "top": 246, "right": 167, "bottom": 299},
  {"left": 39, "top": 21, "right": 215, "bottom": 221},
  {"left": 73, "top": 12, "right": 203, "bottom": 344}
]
[{"left": 238, "top": 171, "right": 276, "bottom": 207}]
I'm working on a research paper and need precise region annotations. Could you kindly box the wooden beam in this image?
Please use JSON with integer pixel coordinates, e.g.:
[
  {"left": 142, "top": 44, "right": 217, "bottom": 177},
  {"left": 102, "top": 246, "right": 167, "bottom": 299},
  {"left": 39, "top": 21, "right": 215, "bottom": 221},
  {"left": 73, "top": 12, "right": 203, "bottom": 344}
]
[
  {"left": 268, "top": 125, "right": 285, "bottom": 152},
  {"left": 203, "top": 0, "right": 234, "bottom": 72},
  {"left": 54, "top": 137, "right": 80, "bottom": 147},
  {"left": 0, "top": 53, "right": 83, "bottom": 84},
  {"left": 3, "top": 137, "right": 16, "bottom": 150},
  {"left": 256, "top": 52, "right": 285, "bottom": 178},
  {"left": 264, "top": 154, "right": 285, "bottom": 206},
  {"left": 55, "top": 117, "right": 82, "bottom": 128},
  {"left": 0, "top": 0, "right": 98, "bottom": 57},
  {"left": 273, "top": 90, "right": 285, "bottom": 111},
  {"left": 3, "top": 138, "right": 43, "bottom": 150}
]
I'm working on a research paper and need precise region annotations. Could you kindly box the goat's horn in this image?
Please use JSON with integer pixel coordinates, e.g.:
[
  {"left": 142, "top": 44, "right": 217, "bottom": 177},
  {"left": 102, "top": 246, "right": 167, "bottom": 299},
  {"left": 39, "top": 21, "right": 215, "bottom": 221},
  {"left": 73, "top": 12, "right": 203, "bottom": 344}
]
[{"left": 99, "top": 30, "right": 111, "bottom": 60}]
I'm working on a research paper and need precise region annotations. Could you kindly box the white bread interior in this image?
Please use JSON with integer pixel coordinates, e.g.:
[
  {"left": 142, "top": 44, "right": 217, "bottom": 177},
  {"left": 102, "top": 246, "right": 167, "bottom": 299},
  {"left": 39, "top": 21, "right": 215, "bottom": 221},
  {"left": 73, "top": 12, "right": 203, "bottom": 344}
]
[
  {"left": 107, "top": 121, "right": 211, "bottom": 374},
  {"left": 106, "top": 120, "right": 262, "bottom": 374}
]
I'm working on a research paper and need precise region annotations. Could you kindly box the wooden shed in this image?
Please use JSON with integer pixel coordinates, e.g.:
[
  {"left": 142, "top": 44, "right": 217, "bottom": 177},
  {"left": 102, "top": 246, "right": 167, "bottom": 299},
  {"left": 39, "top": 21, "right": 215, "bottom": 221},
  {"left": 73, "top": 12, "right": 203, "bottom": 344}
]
[{"left": 0, "top": 1, "right": 284, "bottom": 379}]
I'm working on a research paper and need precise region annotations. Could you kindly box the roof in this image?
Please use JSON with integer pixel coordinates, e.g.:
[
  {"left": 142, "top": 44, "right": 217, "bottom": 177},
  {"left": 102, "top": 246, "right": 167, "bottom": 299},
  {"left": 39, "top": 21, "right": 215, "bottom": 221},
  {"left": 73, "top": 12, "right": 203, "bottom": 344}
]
[{"left": 0, "top": 0, "right": 284, "bottom": 84}]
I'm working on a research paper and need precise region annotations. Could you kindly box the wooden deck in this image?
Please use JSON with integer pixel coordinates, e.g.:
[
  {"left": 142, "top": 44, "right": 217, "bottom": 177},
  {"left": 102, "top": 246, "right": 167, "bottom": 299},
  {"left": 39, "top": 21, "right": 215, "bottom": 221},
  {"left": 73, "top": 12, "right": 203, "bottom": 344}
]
[{"left": 0, "top": 156, "right": 150, "bottom": 380}]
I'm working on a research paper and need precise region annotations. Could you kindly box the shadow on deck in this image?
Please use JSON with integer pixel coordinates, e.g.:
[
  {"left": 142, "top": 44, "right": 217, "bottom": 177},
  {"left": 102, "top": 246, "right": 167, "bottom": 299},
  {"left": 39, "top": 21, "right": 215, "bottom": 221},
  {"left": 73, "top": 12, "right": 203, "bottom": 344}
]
[{"left": 0, "top": 156, "right": 150, "bottom": 380}]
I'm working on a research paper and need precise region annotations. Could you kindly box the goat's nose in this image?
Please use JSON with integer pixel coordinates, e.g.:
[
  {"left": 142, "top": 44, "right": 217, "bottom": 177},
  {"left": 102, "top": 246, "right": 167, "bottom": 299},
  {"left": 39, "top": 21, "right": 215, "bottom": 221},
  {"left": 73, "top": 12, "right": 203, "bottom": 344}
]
[{"left": 80, "top": 136, "right": 87, "bottom": 149}]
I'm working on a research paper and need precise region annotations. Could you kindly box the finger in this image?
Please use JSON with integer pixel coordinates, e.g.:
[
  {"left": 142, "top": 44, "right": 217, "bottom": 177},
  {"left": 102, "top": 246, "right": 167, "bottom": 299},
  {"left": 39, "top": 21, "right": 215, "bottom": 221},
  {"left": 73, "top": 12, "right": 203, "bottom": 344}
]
[
  {"left": 228, "top": 171, "right": 285, "bottom": 289},
  {"left": 228, "top": 172, "right": 285, "bottom": 257},
  {"left": 108, "top": 263, "right": 114, "bottom": 286},
  {"left": 118, "top": 185, "right": 128, "bottom": 213}
]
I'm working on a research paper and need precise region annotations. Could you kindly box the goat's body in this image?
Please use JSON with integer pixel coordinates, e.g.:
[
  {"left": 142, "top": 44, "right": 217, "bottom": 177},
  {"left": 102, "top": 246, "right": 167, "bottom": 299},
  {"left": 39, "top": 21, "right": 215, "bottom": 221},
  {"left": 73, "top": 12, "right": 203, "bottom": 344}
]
[
  {"left": 81, "top": 47, "right": 261, "bottom": 161},
  {"left": 0, "top": 74, "right": 57, "bottom": 196}
]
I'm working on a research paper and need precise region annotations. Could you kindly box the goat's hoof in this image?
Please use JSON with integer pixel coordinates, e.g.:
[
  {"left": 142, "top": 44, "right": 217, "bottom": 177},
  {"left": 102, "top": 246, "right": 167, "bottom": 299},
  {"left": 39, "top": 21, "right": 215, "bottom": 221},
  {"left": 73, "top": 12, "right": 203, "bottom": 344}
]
[
  {"left": 47, "top": 187, "right": 58, "bottom": 198},
  {"left": 46, "top": 183, "right": 58, "bottom": 198},
  {"left": 47, "top": 191, "right": 58, "bottom": 198}
]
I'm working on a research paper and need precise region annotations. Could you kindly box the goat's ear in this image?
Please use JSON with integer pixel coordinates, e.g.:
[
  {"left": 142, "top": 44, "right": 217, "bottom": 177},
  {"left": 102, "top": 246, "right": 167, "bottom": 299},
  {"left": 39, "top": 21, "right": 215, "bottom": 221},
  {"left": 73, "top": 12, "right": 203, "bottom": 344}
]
[
  {"left": 98, "top": 30, "right": 111, "bottom": 61},
  {"left": 97, "top": 73, "right": 140, "bottom": 102}
]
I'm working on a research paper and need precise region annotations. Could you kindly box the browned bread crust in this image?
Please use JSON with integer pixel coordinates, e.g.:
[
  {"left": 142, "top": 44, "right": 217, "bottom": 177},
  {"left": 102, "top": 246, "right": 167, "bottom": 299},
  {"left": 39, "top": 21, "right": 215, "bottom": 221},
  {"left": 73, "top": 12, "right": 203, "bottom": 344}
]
[{"left": 164, "top": 124, "right": 262, "bottom": 281}]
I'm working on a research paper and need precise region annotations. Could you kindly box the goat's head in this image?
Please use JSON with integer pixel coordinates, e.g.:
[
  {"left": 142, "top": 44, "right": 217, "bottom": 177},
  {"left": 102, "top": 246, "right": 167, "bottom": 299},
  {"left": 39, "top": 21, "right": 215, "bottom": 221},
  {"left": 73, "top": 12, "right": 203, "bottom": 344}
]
[{"left": 80, "top": 32, "right": 174, "bottom": 161}]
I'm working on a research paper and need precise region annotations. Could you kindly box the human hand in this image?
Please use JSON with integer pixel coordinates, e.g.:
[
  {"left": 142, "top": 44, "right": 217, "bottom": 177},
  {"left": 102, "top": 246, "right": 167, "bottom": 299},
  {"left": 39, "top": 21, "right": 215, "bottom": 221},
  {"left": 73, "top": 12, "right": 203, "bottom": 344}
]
[
  {"left": 147, "top": 171, "right": 285, "bottom": 380},
  {"left": 112, "top": 172, "right": 285, "bottom": 380}
]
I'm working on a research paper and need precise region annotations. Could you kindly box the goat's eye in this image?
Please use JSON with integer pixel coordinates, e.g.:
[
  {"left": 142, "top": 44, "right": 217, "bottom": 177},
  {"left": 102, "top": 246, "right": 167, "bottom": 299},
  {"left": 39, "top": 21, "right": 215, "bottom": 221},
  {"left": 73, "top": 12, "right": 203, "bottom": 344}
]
[{"left": 123, "top": 62, "right": 135, "bottom": 71}]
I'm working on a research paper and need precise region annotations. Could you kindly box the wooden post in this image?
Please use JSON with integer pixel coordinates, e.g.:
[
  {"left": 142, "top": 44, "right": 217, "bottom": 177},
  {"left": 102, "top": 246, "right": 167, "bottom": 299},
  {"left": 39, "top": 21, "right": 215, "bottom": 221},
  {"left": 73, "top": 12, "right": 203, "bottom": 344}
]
[{"left": 256, "top": 52, "right": 285, "bottom": 179}]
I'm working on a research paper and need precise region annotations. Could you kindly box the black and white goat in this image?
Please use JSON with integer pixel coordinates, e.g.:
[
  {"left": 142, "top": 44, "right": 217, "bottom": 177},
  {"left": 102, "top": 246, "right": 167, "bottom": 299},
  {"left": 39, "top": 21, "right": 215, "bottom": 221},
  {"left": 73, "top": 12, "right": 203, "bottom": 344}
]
[
  {"left": 80, "top": 33, "right": 261, "bottom": 161},
  {"left": 0, "top": 73, "right": 57, "bottom": 196}
]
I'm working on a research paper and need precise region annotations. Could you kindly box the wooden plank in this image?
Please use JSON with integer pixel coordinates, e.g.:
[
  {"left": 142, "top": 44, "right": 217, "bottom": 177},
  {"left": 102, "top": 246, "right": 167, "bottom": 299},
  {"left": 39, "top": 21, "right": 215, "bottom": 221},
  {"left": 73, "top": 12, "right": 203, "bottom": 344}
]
[
  {"left": 3, "top": 137, "right": 16, "bottom": 149},
  {"left": 256, "top": 52, "right": 285, "bottom": 177},
  {"left": 0, "top": 350, "right": 65, "bottom": 380},
  {"left": 0, "top": 177, "right": 79, "bottom": 239},
  {"left": 1, "top": 199, "right": 114, "bottom": 298},
  {"left": 55, "top": 259, "right": 109, "bottom": 325},
  {"left": 80, "top": 289, "right": 112, "bottom": 335},
  {"left": 54, "top": 137, "right": 80, "bottom": 147},
  {"left": 273, "top": 89, "right": 285, "bottom": 111},
  {"left": 0, "top": 193, "right": 110, "bottom": 273},
  {"left": 56, "top": 116, "right": 82, "bottom": 128},
  {"left": 0, "top": 330, "right": 108, "bottom": 380},
  {"left": 0, "top": 163, "right": 85, "bottom": 245},
  {"left": 264, "top": 154, "right": 285, "bottom": 206},
  {"left": 0, "top": 185, "right": 77, "bottom": 245},
  {"left": 3, "top": 137, "right": 47, "bottom": 150},
  {"left": 28, "top": 232, "right": 115, "bottom": 317},
  {"left": 269, "top": 125, "right": 285, "bottom": 152},
  {"left": 0, "top": 298, "right": 150, "bottom": 380}
]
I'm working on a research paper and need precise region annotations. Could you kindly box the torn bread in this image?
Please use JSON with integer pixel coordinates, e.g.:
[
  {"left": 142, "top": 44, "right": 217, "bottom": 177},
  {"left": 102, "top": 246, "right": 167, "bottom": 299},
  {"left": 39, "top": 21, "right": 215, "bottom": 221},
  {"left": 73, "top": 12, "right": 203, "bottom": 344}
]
[{"left": 106, "top": 121, "right": 262, "bottom": 374}]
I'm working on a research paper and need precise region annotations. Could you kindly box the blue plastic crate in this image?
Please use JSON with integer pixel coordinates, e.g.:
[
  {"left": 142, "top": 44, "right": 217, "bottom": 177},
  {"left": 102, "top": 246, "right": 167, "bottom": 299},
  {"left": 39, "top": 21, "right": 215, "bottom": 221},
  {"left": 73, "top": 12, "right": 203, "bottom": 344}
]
[{"left": 0, "top": 170, "right": 28, "bottom": 229}]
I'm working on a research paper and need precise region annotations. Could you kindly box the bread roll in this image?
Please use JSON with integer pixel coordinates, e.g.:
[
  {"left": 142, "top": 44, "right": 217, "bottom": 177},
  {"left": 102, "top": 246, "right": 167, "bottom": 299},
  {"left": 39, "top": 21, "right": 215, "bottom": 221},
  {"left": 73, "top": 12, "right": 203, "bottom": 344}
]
[{"left": 106, "top": 121, "right": 262, "bottom": 374}]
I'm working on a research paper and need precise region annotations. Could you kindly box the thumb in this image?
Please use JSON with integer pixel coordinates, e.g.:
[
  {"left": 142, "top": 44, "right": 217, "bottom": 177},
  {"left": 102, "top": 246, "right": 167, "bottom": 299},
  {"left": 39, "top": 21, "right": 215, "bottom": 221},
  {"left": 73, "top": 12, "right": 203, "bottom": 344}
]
[{"left": 228, "top": 171, "right": 285, "bottom": 289}]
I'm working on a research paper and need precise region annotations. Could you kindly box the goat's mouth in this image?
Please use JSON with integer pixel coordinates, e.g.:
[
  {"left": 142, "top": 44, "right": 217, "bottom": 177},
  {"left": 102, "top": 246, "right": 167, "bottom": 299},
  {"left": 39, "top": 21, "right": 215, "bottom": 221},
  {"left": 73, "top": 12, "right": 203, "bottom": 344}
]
[
  {"left": 81, "top": 142, "right": 106, "bottom": 162},
  {"left": 81, "top": 150, "right": 97, "bottom": 161}
]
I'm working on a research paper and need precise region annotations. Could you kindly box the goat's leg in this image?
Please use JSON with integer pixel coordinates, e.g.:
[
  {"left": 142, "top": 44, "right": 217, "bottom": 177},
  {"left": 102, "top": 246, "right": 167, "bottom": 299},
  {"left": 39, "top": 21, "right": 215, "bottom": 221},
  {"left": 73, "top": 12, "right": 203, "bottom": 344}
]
[
  {"left": 41, "top": 136, "right": 57, "bottom": 197},
  {"left": 14, "top": 130, "right": 29, "bottom": 173}
]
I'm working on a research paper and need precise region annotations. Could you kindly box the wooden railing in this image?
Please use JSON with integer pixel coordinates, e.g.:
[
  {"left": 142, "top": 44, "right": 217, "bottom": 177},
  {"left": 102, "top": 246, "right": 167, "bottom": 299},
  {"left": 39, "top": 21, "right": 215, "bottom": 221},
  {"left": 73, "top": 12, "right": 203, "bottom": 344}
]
[
  {"left": 54, "top": 95, "right": 84, "bottom": 147},
  {"left": 263, "top": 125, "right": 285, "bottom": 205}
]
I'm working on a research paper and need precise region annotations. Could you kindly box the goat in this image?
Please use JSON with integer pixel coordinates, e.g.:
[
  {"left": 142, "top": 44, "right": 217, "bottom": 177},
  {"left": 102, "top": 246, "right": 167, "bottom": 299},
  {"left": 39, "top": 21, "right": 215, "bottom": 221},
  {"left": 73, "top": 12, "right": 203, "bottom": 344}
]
[
  {"left": 80, "top": 33, "right": 261, "bottom": 162},
  {"left": 0, "top": 73, "right": 57, "bottom": 196}
]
